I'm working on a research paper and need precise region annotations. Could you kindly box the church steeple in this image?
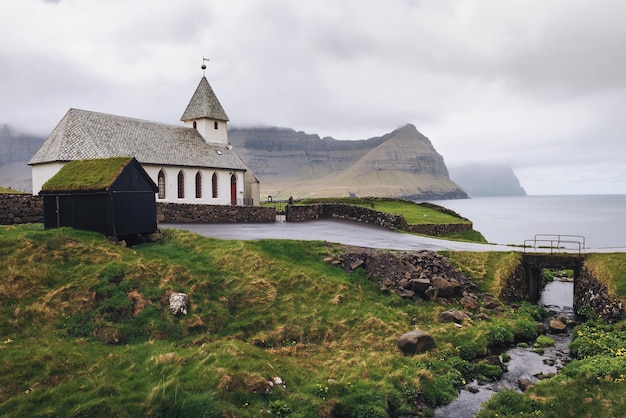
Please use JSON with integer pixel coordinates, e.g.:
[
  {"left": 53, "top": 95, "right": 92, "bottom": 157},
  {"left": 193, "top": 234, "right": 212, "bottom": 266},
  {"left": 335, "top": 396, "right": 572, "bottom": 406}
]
[{"left": 181, "top": 74, "right": 229, "bottom": 144}]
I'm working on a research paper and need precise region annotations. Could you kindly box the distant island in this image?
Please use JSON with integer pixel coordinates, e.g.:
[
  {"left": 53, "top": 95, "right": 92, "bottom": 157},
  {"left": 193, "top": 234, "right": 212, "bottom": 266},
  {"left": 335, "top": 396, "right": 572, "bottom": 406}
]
[{"left": 449, "top": 164, "right": 526, "bottom": 197}]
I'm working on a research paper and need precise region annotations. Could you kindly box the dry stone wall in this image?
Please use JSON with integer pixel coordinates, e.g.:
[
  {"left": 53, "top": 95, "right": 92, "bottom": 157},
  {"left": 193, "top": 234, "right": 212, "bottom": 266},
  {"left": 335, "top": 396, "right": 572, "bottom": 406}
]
[
  {"left": 156, "top": 202, "right": 276, "bottom": 223},
  {"left": 0, "top": 194, "right": 276, "bottom": 225},
  {"left": 285, "top": 202, "right": 473, "bottom": 236},
  {"left": 575, "top": 265, "right": 623, "bottom": 323},
  {"left": 0, "top": 194, "right": 43, "bottom": 224}
]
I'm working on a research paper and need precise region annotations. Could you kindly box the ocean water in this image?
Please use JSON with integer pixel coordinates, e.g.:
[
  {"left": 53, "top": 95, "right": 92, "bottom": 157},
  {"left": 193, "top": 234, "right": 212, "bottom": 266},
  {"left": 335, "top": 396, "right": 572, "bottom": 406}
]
[{"left": 428, "top": 194, "right": 626, "bottom": 250}]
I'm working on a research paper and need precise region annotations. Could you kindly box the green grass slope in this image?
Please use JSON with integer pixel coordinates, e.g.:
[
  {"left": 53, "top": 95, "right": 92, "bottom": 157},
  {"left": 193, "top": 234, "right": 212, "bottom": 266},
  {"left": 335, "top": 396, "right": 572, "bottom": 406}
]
[
  {"left": 0, "top": 224, "right": 548, "bottom": 417},
  {"left": 2, "top": 225, "right": 626, "bottom": 417}
]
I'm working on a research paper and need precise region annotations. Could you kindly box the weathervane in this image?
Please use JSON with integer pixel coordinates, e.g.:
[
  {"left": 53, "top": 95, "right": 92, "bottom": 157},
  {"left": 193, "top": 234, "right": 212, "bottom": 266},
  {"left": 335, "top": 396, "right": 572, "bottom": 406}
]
[{"left": 201, "top": 57, "right": 210, "bottom": 75}]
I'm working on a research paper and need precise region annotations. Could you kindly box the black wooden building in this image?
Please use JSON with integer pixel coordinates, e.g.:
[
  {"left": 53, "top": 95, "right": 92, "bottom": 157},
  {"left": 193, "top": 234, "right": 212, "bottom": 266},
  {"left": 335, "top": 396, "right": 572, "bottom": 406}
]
[{"left": 40, "top": 157, "right": 158, "bottom": 239}]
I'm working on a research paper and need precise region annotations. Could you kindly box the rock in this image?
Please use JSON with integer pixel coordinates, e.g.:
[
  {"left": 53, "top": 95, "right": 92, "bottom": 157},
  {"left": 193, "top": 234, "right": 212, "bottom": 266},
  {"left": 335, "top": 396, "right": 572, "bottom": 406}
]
[
  {"left": 350, "top": 259, "right": 364, "bottom": 270},
  {"left": 438, "top": 309, "right": 469, "bottom": 323},
  {"left": 432, "top": 276, "right": 459, "bottom": 298},
  {"left": 477, "top": 313, "right": 490, "bottom": 321},
  {"left": 535, "top": 322, "right": 546, "bottom": 335},
  {"left": 482, "top": 295, "right": 500, "bottom": 309},
  {"left": 397, "top": 289, "right": 415, "bottom": 299},
  {"left": 549, "top": 319, "right": 567, "bottom": 333},
  {"left": 169, "top": 292, "right": 189, "bottom": 316},
  {"left": 518, "top": 377, "right": 534, "bottom": 392},
  {"left": 424, "top": 286, "right": 438, "bottom": 301},
  {"left": 397, "top": 329, "right": 436, "bottom": 355},
  {"left": 460, "top": 295, "right": 480, "bottom": 311},
  {"left": 410, "top": 278, "right": 431, "bottom": 295}
]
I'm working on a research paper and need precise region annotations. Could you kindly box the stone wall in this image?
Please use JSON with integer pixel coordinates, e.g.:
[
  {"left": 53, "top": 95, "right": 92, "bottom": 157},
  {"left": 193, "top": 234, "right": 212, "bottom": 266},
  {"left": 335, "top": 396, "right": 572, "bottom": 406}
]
[
  {"left": 0, "top": 194, "right": 43, "bottom": 225},
  {"left": 500, "top": 257, "right": 624, "bottom": 323},
  {"left": 0, "top": 195, "right": 276, "bottom": 225},
  {"left": 575, "top": 265, "right": 623, "bottom": 323},
  {"left": 157, "top": 202, "right": 276, "bottom": 223},
  {"left": 285, "top": 202, "right": 472, "bottom": 236}
]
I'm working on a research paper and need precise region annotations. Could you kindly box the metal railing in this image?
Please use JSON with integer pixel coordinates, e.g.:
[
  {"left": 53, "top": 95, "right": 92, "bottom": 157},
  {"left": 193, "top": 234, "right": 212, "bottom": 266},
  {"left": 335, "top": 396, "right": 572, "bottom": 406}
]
[{"left": 523, "top": 234, "right": 586, "bottom": 255}]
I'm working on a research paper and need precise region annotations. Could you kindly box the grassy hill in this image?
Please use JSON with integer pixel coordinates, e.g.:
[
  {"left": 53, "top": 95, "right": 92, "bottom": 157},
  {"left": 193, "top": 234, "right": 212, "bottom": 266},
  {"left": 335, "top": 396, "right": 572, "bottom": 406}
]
[{"left": 1, "top": 225, "right": 626, "bottom": 417}]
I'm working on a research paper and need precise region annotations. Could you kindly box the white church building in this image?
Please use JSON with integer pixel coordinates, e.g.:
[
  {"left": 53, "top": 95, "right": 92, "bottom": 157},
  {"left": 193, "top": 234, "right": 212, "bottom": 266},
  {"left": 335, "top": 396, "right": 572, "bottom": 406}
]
[{"left": 29, "top": 75, "right": 260, "bottom": 206}]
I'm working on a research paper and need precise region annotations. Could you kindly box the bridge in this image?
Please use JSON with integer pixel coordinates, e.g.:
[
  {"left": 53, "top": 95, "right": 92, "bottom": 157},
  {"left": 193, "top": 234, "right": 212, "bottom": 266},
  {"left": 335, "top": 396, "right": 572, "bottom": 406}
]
[{"left": 522, "top": 234, "right": 585, "bottom": 302}]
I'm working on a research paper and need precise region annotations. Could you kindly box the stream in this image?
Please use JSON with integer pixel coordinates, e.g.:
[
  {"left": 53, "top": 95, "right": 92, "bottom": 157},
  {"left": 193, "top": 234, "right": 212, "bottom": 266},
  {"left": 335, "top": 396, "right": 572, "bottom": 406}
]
[{"left": 435, "top": 279, "right": 576, "bottom": 418}]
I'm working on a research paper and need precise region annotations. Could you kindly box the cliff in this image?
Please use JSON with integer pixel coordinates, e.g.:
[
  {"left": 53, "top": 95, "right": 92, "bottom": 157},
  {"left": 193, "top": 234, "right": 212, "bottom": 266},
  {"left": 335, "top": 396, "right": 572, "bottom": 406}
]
[
  {"left": 448, "top": 164, "right": 526, "bottom": 197},
  {"left": 229, "top": 124, "right": 467, "bottom": 200}
]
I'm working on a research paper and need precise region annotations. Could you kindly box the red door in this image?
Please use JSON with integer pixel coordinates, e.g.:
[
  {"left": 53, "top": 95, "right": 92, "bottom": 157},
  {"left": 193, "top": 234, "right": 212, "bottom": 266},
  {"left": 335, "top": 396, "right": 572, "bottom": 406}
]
[{"left": 230, "top": 174, "right": 237, "bottom": 205}]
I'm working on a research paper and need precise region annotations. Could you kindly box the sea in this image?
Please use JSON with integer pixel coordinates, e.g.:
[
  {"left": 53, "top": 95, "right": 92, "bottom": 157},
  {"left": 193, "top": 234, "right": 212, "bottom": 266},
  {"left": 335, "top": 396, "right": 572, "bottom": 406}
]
[{"left": 427, "top": 194, "right": 626, "bottom": 250}]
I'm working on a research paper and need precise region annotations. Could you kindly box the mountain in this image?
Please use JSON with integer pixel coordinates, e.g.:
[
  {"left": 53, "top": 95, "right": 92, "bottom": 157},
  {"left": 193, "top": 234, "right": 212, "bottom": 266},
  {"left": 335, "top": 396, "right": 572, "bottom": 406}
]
[
  {"left": 1, "top": 122, "right": 467, "bottom": 200},
  {"left": 448, "top": 164, "right": 526, "bottom": 197},
  {"left": 229, "top": 124, "right": 467, "bottom": 200},
  {"left": 0, "top": 125, "right": 44, "bottom": 192}
]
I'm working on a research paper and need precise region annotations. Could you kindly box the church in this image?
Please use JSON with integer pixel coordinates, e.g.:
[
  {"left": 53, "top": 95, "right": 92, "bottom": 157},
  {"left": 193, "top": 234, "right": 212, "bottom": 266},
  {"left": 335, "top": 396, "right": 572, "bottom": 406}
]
[{"left": 29, "top": 74, "right": 260, "bottom": 206}]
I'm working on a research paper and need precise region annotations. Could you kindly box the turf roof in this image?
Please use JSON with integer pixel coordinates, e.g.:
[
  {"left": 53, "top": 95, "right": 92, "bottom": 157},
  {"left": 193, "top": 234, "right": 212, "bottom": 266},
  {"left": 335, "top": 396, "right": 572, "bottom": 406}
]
[{"left": 41, "top": 157, "right": 134, "bottom": 193}]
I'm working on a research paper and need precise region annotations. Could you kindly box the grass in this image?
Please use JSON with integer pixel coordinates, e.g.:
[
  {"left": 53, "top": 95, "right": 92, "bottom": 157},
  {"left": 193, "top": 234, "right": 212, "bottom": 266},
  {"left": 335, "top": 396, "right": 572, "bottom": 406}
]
[
  {"left": 297, "top": 197, "right": 468, "bottom": 225},
  {"left": 584, "top": 253, "right": 626, "bottom": 302},
  {"left": 1, "top": 224, "right": 626, "bottom": 417},
  {"left": 288, "top": 197, "right": 487, "bottom": 243},
  {"left": 0, "top": 186, "right": 26, "bottom": 194},
  {"left": 40, "top": 156, "right": 133, "bottom": 192}
]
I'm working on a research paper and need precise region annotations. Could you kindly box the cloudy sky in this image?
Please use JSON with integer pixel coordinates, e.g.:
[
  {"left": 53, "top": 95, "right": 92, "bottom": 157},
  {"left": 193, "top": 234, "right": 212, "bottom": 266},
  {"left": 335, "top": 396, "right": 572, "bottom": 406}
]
[{"left": 2, "top": 0, "right": 625, "bottom": 195}]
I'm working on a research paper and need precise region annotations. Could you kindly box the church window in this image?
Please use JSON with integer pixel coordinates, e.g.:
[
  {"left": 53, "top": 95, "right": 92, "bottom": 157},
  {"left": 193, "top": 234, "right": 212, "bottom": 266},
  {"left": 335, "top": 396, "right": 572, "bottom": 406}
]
[
  {"left": 195, "top": 171, "right": 202, "bottom": 198},
  {"left": 214, "top": 121, "right": 218, "bottom": 130},
  {"left": 178, "top": 170, "right": 185, "bottom": 199},
  {"left": 157, "top": 170, "right": 166, "bottom": 199},
  {"left": 212, "top": 172, "right": 218, "bottom": 198}
]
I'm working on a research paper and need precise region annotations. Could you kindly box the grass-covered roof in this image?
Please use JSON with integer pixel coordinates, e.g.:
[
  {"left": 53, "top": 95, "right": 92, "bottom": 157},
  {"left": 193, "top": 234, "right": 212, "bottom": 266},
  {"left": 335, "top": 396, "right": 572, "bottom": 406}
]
[{"left": 41, "top": 156, "right": 133, "bottom": 193}]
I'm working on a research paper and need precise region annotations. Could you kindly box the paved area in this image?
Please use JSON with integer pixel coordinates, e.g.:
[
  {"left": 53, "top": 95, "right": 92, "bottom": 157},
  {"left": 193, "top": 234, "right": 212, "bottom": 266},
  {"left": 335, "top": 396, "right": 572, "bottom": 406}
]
[{"left": 160, "top": 219, "right": 517, "bottom": 252}]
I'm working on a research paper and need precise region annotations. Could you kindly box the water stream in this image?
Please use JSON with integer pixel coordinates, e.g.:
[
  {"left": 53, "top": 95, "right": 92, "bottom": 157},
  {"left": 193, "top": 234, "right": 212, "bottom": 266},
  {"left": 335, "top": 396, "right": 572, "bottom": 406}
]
[{"left": 435, "top": 279, "right": 576, "bottom": 418}]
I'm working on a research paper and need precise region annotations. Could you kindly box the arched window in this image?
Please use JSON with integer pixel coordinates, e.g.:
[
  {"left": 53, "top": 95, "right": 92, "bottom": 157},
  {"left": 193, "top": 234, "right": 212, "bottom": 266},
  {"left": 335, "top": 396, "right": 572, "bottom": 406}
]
[
  {"left": 211, "top": 172, "right": 218, "bottom": 198},
  {"left": 157, "top": 170, "right": 166, "bottom": 199},
  {"left": 195, "top": 171, "right": 202, "bottom": 199},
  {"left": 214, "top": 121, "right": 218, "bottom": 130},
  {"left": 177, "top": 170, "right": 185, "bottom": 199}
]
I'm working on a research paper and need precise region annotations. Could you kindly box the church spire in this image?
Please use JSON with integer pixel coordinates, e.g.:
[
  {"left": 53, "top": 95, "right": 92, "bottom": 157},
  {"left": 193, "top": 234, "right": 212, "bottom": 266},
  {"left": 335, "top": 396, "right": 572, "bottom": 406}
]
[{"left": 181, "top": 61, "right": 229, "bottom": 144}]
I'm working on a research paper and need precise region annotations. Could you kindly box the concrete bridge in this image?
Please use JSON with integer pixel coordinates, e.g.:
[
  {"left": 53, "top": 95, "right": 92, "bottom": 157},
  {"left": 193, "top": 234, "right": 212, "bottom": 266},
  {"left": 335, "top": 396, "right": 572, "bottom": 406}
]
[{"left": 522, "top": 234, "right": 585, "bottom": 302}]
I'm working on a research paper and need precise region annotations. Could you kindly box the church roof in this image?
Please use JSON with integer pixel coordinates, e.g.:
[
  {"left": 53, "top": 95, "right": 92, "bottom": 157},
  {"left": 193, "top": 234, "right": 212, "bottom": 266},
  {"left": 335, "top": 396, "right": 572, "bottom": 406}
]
[
  {"left": 180, "top": 76, "right": 229, "bottom": 122},
  {"left": 29, "top": 108, "right": 246, "bottom": 171}
]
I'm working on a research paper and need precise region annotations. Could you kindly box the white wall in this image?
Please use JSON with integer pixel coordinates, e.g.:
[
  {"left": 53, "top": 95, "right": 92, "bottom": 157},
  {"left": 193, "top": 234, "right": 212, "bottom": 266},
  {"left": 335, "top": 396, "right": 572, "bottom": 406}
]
[
  {"left": 144, "top": 165, "right": 245, "bottom": 205},
  {"left": 183, "top": 119, "right": 228, "bottom": 144},
  {"left": 31, "top": 162, "right": 65, "bottom": 195}
]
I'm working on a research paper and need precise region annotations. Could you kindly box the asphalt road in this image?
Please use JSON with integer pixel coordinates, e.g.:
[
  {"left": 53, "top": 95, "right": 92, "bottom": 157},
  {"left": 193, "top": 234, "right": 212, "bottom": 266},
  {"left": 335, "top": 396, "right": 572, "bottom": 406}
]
[{"left": 160, "top": 219, "right": 518, "bottom": 252}]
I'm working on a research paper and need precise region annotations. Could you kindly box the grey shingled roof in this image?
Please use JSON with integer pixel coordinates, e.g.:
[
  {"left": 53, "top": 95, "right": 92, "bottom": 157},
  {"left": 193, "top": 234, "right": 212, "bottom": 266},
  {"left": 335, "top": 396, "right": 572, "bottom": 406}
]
[
  {"left": 29, "top": 108, "right": 246, "bottom": 171},
  {"left": 180, "top": 76, "right": 229, "bottom": 122}
]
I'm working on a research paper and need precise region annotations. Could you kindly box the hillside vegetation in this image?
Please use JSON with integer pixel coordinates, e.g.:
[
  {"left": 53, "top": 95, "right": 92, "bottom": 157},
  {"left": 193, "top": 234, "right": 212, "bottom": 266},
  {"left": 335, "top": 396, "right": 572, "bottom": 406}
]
[{"left": 2, "top": 225, "right": 626, "bottom": 417}]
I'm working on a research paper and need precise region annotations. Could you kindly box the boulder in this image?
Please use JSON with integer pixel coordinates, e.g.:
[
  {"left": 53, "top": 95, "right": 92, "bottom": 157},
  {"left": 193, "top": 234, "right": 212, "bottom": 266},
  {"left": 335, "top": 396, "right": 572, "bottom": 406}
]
[
  {"left": 549, "top": 319, "right": 567, "bottom": 333},
  {"left": 482, "top": 295, "right": 500, "bottom": 309},
  {"left": 169, "top": 292, "right": 189, "bottom": 316},
  {"left": 460, "top": 294, "right": 480, "bottom": 311},
  {"left": 431, "top": 276, "right": 459, "bottom": 298},
  {"left": 397, "top": 329, "right": 436, "bottom": 355},
  {"left": 438, "top": 309, "right": 469, "bottom": 323},
  {"left": 410, "top": 278, "right": 431, "bottom": 295}
]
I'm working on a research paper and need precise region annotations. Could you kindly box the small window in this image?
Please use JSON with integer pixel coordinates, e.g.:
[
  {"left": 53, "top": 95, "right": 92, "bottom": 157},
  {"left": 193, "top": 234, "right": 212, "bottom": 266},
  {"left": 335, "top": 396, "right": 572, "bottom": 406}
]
[
  {"left": 177, "top": 170, "right": 185, "bottom": 199},
  {"left": 214, "top": 121, "right": 218, "bottom": 130},
  {"left": 195, "top": 171, "right": 202, "bottom": 199},
  {"left": 193, "top": 121, "right": 197, "bottom": 130},
  {"left": 158, "top": 170, "right": 166, "bottom": 199},
  {"left": 212, "top": 172, "right": 218, "bottom": 198}
]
